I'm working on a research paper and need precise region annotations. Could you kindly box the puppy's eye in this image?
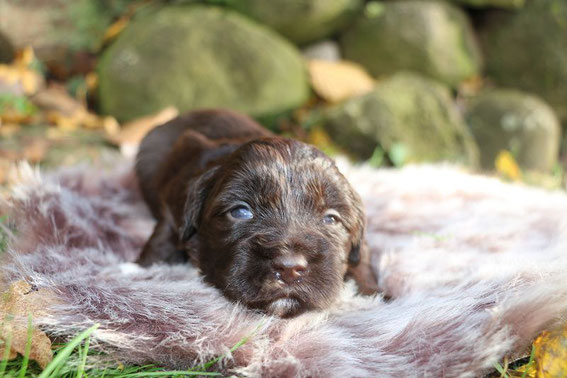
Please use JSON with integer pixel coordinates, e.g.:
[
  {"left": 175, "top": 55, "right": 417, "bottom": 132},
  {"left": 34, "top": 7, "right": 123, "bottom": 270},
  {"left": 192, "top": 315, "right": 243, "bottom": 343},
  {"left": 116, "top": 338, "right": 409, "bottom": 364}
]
[
  {"left": 229, "top": 205, "right": 253, "bottom": 220},
  {"left": 323, "top": 210, "right": 341, "bottom": 225}
]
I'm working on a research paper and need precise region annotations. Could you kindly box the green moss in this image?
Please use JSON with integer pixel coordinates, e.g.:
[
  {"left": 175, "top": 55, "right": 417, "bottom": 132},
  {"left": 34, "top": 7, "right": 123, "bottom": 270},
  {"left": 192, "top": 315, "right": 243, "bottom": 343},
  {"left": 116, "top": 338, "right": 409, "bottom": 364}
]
[
  {"left": 98, "top": 5, "right": 309, "bottom": 122},
  {"left": 466, "top": 89, "right": 561, "bottom": 172},
  {"left": 480, "top": 0, "right": 567, "bottom": 120},
  {"left": 230, "top": 0, "right": 363, "bottom": 45},
  {"left": 340, "top": 1, "right": 482, "bottom": 87},
  {"left": 323, "top": 72, "right": 479, "bottom": 165},
  {"left": 452, "top": 0, "right": 524, "bottom": 8}
]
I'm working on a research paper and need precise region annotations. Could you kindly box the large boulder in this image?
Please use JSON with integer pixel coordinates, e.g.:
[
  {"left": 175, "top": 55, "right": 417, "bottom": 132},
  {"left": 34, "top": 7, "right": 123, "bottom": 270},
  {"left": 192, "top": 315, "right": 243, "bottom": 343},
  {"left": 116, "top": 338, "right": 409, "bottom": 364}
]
[
  {"left": 0, "top": 0, "right": 127, "bottom": 63},
  {"left": 230, "top": 0, "right": 363, "bottom": 46},
  {"left": 340, "top": 1, "right": 482, "bottom": 87},
  {"left": 480, "top": 0, "right": 567, "bottom": 120},
  {"left": 340, "top": 1, "right": 481, "bottom": 86},
  {"left": 98, "top": 5, "right": 309, "bottom": 122},
  {"left": 466, "top": 89, "right": 561, "bottom": 172},
  {"left": 322, "top": 72, "right": 479, "bottom": 165}
]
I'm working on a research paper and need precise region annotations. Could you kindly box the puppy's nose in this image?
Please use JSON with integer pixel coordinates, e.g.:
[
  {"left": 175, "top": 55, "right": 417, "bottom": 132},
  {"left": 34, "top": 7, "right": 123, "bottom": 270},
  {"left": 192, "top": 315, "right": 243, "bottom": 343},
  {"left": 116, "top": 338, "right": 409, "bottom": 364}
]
[{"left": 273, "top": 254, "right": 308, "bottom": 284}]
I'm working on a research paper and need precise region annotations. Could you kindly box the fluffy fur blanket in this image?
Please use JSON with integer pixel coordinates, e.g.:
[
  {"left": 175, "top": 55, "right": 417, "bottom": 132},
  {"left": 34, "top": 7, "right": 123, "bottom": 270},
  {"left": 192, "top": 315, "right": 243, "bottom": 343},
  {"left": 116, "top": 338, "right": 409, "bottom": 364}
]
[{"left": 1, "top": 161, "right": 566, "bottom": 377}]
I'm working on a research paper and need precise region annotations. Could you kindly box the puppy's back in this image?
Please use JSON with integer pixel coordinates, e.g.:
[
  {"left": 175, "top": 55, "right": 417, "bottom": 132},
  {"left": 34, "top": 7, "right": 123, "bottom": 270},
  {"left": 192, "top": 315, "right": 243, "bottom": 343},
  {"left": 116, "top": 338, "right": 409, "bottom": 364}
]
[{"left": 136, "top": 109, "right": 270, "bottom": 217}]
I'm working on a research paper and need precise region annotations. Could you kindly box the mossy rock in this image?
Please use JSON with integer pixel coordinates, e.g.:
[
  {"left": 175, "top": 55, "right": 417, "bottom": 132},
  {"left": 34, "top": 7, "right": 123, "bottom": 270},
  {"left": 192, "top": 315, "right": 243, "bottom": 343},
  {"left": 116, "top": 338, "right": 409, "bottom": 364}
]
[
  {"left": 0, "top": 0, "right": 134, "bottom": 63},
  {"left": 98, "top": 5, "right": 309, "bottom": 122},
  {"left": 480, "top": 0, "right": 567, "bottom": 120},
  {"left": 403, "top": 0, "right": 525, "bottom": 9},
  {"left": 340, "top": 1, "right": 482, "bottom": 87},
  {"left": 230, "top": 0, "right": 363, "bottom": 46},
  {"left": 323, "top": 72, "right": 479, "bottom": 165},
  {"left": 450, "top": 0, "right": 524, "bottom": 8},
  {"left": 466, "top": 89, "right": 561, "bottom": 172}
]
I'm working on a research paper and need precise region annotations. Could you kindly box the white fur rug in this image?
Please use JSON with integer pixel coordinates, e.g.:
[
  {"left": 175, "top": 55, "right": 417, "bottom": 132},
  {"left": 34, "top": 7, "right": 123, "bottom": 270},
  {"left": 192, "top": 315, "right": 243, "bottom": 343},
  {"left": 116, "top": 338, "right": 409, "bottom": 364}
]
[{"left": 1, "top": 161, "right": 566, "bottom": 377}]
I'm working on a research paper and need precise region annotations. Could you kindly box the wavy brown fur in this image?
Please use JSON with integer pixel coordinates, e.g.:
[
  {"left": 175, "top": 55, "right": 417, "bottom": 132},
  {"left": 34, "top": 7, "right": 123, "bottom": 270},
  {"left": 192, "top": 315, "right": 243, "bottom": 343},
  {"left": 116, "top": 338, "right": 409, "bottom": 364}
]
[{"left": 1, "top": 161, "right": 566, "bottom": 377}]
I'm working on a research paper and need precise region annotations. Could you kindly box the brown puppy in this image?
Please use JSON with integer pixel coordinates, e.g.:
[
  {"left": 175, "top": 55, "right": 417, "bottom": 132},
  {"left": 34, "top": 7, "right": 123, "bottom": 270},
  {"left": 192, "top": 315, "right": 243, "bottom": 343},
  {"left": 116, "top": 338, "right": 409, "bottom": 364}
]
[{"left": 136, "top": 109, "right": 377, "bottom": 316}]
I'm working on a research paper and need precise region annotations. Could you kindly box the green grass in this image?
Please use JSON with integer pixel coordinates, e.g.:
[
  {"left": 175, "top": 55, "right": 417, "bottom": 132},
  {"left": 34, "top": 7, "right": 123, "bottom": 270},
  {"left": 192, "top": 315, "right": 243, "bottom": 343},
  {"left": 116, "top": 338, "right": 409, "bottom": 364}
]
[
  {"left": 492, "top": 344, "right": 537, "bottom": 378},
  {"left": 0, "top": 319, "right": 255, "bottom": 377}
]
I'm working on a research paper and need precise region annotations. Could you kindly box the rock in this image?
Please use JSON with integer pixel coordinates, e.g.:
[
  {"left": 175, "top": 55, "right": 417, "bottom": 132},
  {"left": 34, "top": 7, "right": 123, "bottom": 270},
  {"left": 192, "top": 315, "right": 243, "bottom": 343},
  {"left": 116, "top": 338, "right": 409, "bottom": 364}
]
[
  {"left": 0, "top": 32, "right": 15, "bottom": 63},
  {"left": 322, "top": 72, "right": 479, "bottom": 165},
  {"left": 0, "top": 0, "right": 124, "bottom": 63},
  {"left": 340, "top": 1, "right": 482, "bottom": 87},
  {"left": 466, "top": 89, "right": 561, "bottom": 172},
  {"left": 230, "top": 0, "right": 363, "bottom": 45},
  {"left": 480, "top": 0, "right": 567, "bottom": 120},
  {"left": 450, "top": 0, "right": 524, "bottom": 9},
  {"left": 98, "top": 5, "right": 309, "bottom": 122},
  {"left": 302, "top": 40, "right": 341, "bottom": 62}
]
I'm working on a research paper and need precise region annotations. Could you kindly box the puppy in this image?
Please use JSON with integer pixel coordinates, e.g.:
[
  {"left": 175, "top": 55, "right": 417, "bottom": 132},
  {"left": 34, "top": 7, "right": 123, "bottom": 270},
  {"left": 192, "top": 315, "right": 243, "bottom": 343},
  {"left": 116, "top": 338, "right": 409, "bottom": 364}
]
[{"left": 136, "top": 109, "right": 377, "bottom": 316}]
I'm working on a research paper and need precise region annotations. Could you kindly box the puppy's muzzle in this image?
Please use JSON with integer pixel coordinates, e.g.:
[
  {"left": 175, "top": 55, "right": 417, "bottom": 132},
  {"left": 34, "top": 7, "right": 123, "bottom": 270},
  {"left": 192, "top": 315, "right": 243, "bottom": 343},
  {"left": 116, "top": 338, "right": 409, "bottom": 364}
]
[{"left": 273, "top": 254, "right": 308, "bottom": 284}]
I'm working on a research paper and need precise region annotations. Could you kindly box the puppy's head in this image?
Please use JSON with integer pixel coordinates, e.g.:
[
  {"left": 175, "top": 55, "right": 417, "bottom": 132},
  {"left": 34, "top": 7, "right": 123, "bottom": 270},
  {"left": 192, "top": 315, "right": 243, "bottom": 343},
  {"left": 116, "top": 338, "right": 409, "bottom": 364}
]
[{"left": 181, "top": 137, "right": 366, "bottom": 317}]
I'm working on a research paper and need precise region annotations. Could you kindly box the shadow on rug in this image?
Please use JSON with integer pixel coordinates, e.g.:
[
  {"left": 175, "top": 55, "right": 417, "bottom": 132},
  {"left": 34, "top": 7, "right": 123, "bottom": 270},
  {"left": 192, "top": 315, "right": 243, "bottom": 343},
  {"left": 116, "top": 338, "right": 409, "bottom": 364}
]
[{"left": 1, "top": 161, "right": 566, "bottom": 377}]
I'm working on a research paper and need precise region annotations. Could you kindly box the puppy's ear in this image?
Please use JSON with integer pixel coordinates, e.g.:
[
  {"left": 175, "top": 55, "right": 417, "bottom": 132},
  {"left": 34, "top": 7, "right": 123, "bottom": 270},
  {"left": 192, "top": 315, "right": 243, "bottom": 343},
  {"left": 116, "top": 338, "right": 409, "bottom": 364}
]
[
  {"left": 179, "top": 166, "right": 219, "bottom": 243},
  {"left": 347, "top": 240, "right": 379, "bottom": 295},
  {"left": 347, "top": 199, "right": 379, "bottom": 295}
]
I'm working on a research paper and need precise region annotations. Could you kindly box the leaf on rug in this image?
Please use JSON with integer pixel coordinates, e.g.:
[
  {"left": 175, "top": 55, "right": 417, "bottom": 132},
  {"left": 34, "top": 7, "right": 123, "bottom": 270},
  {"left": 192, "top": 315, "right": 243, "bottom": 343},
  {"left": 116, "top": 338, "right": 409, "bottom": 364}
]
[
  {"left": 534, "top": 324, "right": 567, "bottom": 377},
  {"left": 0, "top": 280, "right": 58, "bottom": 369}
]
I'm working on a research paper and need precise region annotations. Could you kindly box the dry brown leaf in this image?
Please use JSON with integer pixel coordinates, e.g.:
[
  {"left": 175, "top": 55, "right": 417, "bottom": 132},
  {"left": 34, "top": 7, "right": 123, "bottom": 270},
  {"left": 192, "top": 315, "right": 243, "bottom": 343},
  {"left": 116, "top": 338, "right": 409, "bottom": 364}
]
[
  {"left": 0, "top": 47, "right": 44, "bottom": 96},
  {"left": 533, "top": 324, "right": 567, "bottom": 377},
  {"left": 31, "top": 83, "right": 82, "bottom": 116},
  {"left": 0, "top": 280, "right": 60, "bottom": 369},
  {"left": 107, "top": 106, "right": 179, "bottom": 157},
  {"left": 33, "top": 84, "right": 119, "bottom": 131},
  {"left": 308, "top": 59, "right": 375, "bottom": 103},
  {"left": 458, "top": 75, "right": 485, "bottom": 97}
]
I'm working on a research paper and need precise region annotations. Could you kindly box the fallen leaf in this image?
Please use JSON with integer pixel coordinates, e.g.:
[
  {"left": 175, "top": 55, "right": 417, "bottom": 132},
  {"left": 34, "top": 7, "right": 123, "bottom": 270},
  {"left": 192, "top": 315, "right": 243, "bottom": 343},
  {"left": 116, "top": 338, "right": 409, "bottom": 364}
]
[
  {"left": 495, "top": 150, "right": 521, "bottom": 181},
  {"left": 31, "top": 83, "right": 82, "bottom": 116},
  {"left": 0, "top": 280, "right": 60, "bottom": 369},
  {"left": 85, "top": 72, "right": 98, "bottom": 93},
  {"left": 307, "top": 126, "right": 342, "bottom": 157},
  {"left": 106, "top": 106, "right": 179, "bottom": 158},
  {"left": 308, "top": 59, "right": 375, "bottom": 103},
  {"left": 102, "top": 17, "right": 129, "bottom": 45},
  {"left": 458, "top": 75, "right": 485, "bottom": 98},
  {"left": 533, "top": 325, "right": 567, "bottom": 377},
  {"left": 33, "top": 83, "right": 119, "bottom": 131},
  {"left": 0, "top": 47, "right": 44, "bottom": 96}
]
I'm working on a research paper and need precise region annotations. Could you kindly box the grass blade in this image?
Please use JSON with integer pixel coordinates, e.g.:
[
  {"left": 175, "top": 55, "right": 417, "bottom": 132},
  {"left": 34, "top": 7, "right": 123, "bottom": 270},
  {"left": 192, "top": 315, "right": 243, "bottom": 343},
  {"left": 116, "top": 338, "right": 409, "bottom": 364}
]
[
  {"left": 520, "top": 344, "right": 537, "bottom": 378},
  {"left": 76, "top": 334, "right": 90, "bottom": 378},
  {"left": 18, "top": 313, "right": 33, "bottom": 378},
  {"left": 493, "top": 362, "right": 510, "bottom": 378},
  {"left": 0, "top": 330, "right": 13, "bottom": 376},
  {"left": 38, "top": 323, "right": 99, "bottom": 378}
]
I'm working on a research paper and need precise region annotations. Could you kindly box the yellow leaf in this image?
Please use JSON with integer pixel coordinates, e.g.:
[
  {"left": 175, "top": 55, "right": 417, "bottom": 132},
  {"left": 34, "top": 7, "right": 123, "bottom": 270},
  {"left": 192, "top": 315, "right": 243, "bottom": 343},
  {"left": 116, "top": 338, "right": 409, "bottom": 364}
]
[
  {"left": 106, "top": 106, "right": 179, "bottom": 157},
  {"left": 307, "top": 126, "right": 341, "bottom": 156},
  {"left": 17, "top": 47, "right": 35, "bottom": 68},
  {"left": 308, "top": 60, "right": 375, "bottom": 103},
  {"left": 534, "top": 325, "right": 567, "bottom": 377},
  {"left": 103, "top": 17, "right": 129, "bottom": 45},
  {"left": 495, "top": 150, "right": 521, "bottom": 181},
  {"left": 0, "top": 47, "right": 44, "bottom": 96},
  {"left": 0, "top": 281, "right": 60, "bottom": 369}
]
